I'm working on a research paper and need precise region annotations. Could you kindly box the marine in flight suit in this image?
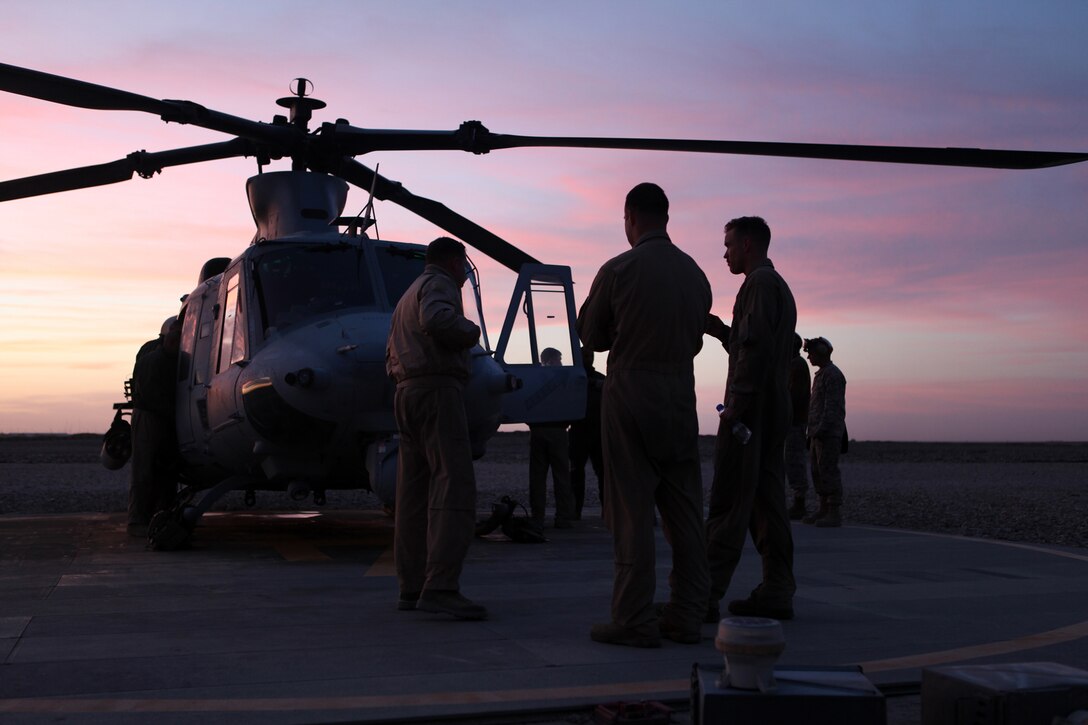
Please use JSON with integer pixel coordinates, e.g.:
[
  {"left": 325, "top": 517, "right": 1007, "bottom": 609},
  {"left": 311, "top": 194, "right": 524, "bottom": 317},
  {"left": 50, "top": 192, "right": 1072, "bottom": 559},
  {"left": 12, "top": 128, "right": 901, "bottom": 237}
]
[
  {"left": 706, "top": 215, "right": 798, "bottom": 621},
  {"left": 577, "top": 182, "right": 712, "bottom": 647},
  {"left": 386, "top": 237, "right": 486, "bottom": 620}
]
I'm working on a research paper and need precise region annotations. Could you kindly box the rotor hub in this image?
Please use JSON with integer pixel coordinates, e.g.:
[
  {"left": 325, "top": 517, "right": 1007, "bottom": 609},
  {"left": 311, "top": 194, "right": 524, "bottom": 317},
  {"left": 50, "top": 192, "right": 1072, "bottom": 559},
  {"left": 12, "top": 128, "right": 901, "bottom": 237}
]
[{"left": 276, "top": 78, "right": 326, "bottom": 130}]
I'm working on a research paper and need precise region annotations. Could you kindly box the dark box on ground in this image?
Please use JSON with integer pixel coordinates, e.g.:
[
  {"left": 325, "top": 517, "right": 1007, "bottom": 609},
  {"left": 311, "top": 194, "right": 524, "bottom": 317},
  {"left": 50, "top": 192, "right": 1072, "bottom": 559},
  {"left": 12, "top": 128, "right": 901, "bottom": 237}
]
[
  {"left": 690, "top": 663, "right": 885, "bottom": 724},
  {"left": 921, "top": 662, "right": 1088, "bottom": 725}
]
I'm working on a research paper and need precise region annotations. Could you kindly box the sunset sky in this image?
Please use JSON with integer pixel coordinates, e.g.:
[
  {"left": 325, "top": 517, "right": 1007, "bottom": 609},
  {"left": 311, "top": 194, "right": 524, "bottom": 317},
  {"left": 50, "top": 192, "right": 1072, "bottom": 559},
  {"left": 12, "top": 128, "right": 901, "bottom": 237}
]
[{"left": 1, "top": 1, "right": 1085, "bottom": 441}]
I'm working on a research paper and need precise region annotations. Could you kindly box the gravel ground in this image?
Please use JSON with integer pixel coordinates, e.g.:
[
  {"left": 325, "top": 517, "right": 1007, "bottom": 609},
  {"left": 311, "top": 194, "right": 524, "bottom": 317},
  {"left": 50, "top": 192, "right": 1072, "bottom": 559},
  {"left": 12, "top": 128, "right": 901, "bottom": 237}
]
[{"left": 1, "top": 433, "right": 1086, "bottom": 549}]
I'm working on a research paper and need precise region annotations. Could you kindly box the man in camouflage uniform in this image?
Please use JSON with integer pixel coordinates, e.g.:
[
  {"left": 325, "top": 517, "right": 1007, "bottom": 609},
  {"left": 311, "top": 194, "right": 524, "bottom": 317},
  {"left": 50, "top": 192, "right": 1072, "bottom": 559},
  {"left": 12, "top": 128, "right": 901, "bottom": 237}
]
[
  {"left": 803, "top": 336, "right": 847, "bottom": 527},
  {"left": 386, "top": 237, "right": 486, "bottom": 620},
  {"left": 706, "top": 216, "right": 798, "bottom": 622},
  {"left": 577, "top": 182, "right": 712, "bottom": 648}
]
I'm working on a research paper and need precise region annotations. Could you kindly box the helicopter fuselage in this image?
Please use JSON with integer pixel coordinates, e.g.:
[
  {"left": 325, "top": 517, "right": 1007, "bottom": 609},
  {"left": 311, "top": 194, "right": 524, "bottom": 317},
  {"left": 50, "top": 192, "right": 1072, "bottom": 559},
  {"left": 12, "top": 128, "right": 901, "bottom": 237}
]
[{"left": 149, "top": 171, "right": 585, "bottom": 513}]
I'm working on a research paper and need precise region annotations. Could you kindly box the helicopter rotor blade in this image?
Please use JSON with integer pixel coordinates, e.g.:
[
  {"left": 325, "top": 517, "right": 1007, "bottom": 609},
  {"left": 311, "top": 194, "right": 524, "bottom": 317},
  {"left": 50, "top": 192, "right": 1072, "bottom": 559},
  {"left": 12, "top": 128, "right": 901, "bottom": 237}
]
[
  {"left": 7, "top": 62, "right": 1081, "bottom": 171},
  {"left": 0, "top": 61, "right": 179, "bottom": 115},
  {"left": 328, "top": 158, "right": 539, "bottom": 272},
  {"left": 0, "top": 139, "right": 255, "bottom": 202},
  {"left": 481, "top": 135, "right": 1088, "bottom": 170},
  {"left": 0, "top": 62, "right": 296, "bottom": 146},
  {"left": 323, "top": 122, "right": 1088, "bottom": 170}
]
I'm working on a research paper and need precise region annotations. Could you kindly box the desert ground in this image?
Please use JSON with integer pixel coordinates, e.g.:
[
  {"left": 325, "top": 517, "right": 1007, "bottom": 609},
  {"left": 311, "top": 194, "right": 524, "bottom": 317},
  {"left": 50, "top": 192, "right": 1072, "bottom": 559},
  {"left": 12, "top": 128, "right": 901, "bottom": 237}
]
[{"left": 0, "top": 433, "right": 1085, "bottom": 549}]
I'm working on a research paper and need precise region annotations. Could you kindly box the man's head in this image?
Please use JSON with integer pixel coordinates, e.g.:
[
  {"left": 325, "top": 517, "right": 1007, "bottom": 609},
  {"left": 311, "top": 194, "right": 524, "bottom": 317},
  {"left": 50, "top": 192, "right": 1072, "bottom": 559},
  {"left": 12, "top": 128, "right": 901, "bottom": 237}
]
[
  {"left": 803, "top": 336, "right": 833, "bottom": 367},
  {"left": 623, "top": 182, "right": 669, "bottom": 246},
  {"left": 792, "top": 333, "right": 803, "bottom": 356},
  {"left": 159, "top": 316, "right": 178, "bottom": 337},
  {"left": 162, "top": 317, "right": 183, "bottom": 355},
  {"left": 540, "top": 347, "right": 562, "bottom": 366},
  {"left": 426, "top": 236, "right": 468, "bottom": 287},
  {"left": 722, "top": 215, "right": 771, "bottom": 276}
]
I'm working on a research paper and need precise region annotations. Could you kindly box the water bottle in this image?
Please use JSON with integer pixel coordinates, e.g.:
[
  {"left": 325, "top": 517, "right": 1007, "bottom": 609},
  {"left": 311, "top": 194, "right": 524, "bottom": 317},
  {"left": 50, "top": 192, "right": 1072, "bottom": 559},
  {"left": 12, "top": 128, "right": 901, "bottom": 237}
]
[{"left": 716, "top": 404, "right": 752, "bottom": 445}]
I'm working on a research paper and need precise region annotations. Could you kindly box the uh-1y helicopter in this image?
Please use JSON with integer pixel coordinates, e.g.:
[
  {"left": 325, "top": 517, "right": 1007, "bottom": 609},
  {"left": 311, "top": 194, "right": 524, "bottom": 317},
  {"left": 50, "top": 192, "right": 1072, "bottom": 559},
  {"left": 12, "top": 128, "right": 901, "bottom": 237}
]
[{"left": 1, "top": 62, "right": 1085, "bottom": 549}]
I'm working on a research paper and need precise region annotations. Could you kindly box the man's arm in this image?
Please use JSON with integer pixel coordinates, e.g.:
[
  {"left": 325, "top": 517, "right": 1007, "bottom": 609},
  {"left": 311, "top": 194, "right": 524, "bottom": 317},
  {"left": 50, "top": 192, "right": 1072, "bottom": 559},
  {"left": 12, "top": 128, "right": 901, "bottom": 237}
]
[
  {"left": 727, "top": 274, "right": 781, "bottom": 416},
  {"left": 576, "top": 267, "right": 616, "bottom": 352},
  {"left": 824, "top": 368, "right": 847, "bottom": 435},
  {"left": 419, "top": 275, "right": 480, "bottom": 350},
  {"left": 705, "top": 313, "right": 730, "bottom": 348}
]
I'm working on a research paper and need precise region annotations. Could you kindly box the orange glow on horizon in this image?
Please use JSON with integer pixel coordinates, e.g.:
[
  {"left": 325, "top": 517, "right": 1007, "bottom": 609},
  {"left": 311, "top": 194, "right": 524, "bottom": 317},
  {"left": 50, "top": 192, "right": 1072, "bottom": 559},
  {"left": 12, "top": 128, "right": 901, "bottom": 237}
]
[{"left": 1, "top": 5, "right": 1086, "bottom": 440}]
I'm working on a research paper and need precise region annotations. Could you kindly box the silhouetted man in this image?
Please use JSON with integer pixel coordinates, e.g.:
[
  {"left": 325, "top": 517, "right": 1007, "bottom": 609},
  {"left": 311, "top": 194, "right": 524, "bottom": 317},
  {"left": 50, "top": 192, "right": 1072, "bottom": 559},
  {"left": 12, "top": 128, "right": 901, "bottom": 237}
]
[
  {"left": 386, "top": 237, "right": 486, "bottom": 620},
  {"left": 128, "top": 316, "right": 181, "bottom": 537},
  {"left": 786, "top": 334, "right": 812, "bottom": 519},
  {"left": 569, "top": 346, "right": 605, "bottom": 517},
  {"left": 577, "top": 182, "right": 711, "bottom": 648},
  {"left": 706, "top": 215, "right": 797, "bottom": 621},
  {"left": 528, "top": 347, "right": 576, "bottom": 530},
  {"left": 803, "top": 336, "right": 847, "bottom": 527}
]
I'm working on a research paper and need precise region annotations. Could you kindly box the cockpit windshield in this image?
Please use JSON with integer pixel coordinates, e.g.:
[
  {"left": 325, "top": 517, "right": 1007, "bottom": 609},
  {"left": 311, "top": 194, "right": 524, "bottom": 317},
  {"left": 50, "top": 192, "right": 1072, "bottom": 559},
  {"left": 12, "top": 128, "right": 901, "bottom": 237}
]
[{"left": 254, "top": 244, "right": 378, "bottom": 334}]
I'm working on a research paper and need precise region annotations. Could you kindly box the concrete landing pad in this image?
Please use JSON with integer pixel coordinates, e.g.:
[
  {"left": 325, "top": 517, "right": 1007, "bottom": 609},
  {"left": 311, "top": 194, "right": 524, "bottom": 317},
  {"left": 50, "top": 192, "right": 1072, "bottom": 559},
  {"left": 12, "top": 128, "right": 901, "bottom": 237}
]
[{"left": 1, "top": 510, "right": 1086, "bottom": 724}]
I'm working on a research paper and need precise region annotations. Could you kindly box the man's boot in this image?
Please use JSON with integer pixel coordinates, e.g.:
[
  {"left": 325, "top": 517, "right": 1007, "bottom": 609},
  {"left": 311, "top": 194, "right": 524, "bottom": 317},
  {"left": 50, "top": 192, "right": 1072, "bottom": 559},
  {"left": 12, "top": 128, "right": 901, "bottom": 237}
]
[
  {"left": 815, "top": 505, "right": 842, "bottom": 528},
  {"left": 802, "top": 496, "right": 827, "bottom": 525},
  {"left": 788, "top": 495, "right": 807, "bottom": 521}
]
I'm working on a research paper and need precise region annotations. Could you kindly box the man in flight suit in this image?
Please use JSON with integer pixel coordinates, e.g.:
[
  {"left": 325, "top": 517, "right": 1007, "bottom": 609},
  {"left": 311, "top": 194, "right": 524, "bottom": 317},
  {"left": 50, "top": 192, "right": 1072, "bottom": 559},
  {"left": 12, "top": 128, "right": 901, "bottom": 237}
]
[
  {"left": 706, "top": 216, "right": 798, "bottom": 621},
  {"left": 577, "top": 182, "right": 712, "bottom": 648},
  {"left": 528, "top": 347, "right": 576, "bottom": 531},
  {"left": 386, "top": 237, "right": 487, "bottom": 620}
]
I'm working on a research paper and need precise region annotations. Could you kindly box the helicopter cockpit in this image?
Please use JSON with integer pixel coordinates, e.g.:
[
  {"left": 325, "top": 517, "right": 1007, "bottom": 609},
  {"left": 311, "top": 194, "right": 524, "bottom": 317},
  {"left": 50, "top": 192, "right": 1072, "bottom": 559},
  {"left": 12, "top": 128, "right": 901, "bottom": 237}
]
[{"left": 254, "top": 242, "right": 382, "bottom": 335}]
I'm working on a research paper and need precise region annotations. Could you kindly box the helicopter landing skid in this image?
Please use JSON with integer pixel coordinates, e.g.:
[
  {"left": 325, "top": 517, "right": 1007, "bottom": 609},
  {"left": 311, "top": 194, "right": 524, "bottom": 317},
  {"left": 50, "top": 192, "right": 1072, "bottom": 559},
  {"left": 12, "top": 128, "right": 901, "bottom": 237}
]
[
  {"left": 147, "top": 508, "right": 192, "bottom": 551},
  {"left": 148, "top": 475, "right": 255, "bottom": 551}
]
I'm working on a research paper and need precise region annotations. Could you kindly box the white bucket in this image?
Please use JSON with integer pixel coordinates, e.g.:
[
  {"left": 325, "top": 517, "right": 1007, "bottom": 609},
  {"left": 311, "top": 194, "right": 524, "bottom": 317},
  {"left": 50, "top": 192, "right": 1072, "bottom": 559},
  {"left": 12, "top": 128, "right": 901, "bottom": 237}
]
[{"left": 714, "top": 616, "right": 786, "bottom": 692}]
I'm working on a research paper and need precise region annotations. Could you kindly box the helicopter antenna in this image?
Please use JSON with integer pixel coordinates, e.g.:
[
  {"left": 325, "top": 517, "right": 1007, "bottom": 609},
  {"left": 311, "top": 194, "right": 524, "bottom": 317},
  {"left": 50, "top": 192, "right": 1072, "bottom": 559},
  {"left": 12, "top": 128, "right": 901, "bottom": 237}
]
[{"left": 362, "top": 161, "right": 380, "bottom": 239}]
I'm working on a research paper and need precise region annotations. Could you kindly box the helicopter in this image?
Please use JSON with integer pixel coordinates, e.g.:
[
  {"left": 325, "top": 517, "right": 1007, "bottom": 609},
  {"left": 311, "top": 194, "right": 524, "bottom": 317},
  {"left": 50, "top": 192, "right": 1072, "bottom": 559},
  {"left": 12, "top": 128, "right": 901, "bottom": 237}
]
[{"left": 1, "top": 61, "right": 1085, "bottom": 549}]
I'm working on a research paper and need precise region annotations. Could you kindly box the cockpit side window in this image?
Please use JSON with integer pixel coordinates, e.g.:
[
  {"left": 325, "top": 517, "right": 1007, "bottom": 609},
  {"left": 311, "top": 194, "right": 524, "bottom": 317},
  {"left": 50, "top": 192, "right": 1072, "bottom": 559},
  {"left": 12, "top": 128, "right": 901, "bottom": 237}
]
[
  {"left": 217, "top": 272, "right": 243, "bottom": 375},
  {"left": 177, "top": 302, "right": 192, "bottom": 383},
  {"left": 230, "top": 287, "right": 246, "bottom": 366}
]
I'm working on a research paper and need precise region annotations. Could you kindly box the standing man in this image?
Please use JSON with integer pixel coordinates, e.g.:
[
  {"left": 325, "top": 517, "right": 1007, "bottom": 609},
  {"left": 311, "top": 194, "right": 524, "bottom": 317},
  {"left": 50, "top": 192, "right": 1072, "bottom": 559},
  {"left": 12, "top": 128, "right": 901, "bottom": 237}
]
[
  {"left": 706, "top": 216, "right": 797, "bottom": 621},
  {"left": 528, "top": 347, "right": 576, "bottom": 531},
  {"left": 386, "top": 236, "right": 487, "bottom": 620},
  {"left": 128, "top": 316, "right": 182, "bottom": 537},
  {"left": 577, "top": 182, "right": 712, "bottom": 648},
  {"left": 568, "top": 346, "right": 606, "bottom": 518},
  {"left": 786, "top": 334, "right": 812, "bottom": 519},
  {"left": 803, "top": 336, "right": 847, "bottom": 527}
]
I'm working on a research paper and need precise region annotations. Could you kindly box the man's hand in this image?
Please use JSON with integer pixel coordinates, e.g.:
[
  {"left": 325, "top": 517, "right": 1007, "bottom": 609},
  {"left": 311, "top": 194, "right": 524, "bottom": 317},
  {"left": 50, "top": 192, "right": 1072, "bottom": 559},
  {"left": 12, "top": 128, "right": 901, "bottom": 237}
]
[
  {"left": 705, "top": 313, "right": 730, "bottom": 344},
  {"left": 706, "top": 313, "right": 727, "bottom": 339},
  {"left": 718, "top": 404, "right": 737, "bottom": 425}
]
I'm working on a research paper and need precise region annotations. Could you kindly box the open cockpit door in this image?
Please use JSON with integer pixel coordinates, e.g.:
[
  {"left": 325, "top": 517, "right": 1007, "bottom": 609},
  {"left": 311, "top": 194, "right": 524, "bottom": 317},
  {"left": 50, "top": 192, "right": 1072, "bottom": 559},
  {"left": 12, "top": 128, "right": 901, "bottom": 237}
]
[{"left": 494, "top": 264, "right": 586, "bottom": 424}]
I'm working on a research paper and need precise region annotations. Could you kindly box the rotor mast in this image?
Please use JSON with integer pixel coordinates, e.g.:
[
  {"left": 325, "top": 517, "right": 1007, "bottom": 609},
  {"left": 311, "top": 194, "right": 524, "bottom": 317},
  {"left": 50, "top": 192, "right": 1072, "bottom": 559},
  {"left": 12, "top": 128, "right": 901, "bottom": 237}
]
[{"left": 276, "top": 78, "right": 325, "bottom": 171}]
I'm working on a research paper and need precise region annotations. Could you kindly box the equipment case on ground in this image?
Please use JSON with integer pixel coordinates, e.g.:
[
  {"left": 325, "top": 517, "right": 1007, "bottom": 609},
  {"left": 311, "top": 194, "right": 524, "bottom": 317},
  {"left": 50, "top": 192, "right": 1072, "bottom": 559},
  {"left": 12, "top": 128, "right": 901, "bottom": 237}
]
[{"left": 690, "top": 663, "right": 886, "bottom": 724}]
